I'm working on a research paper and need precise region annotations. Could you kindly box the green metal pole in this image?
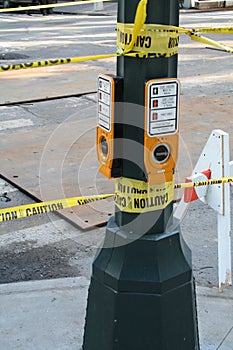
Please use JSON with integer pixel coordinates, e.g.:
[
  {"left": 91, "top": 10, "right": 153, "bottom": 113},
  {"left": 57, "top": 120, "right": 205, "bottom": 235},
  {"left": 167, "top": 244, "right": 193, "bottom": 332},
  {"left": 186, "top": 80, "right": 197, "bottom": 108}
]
[{"left": 82, "top": 1, "right": 200, "bottom": 349}]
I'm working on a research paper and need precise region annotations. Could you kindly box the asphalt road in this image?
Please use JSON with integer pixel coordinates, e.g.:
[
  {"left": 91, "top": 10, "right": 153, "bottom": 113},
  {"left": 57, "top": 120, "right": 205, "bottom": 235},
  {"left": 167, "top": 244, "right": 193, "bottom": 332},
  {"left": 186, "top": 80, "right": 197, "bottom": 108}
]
[
  {"left": 0, "top": 9, "right": 116, "bottom": 68},
  {"left": 0, "top": 7, "right": 233, "bottom": 290}
]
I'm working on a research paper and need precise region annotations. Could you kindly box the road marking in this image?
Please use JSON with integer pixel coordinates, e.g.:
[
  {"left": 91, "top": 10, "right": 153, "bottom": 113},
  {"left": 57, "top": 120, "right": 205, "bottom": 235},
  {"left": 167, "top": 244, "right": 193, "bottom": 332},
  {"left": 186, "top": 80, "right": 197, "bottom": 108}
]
[
  {"left": 0, "top": 179, "right": 18, "bottom": 194},
  {"left": 0, "top": 118, "right": 33, "bottom": 131}
]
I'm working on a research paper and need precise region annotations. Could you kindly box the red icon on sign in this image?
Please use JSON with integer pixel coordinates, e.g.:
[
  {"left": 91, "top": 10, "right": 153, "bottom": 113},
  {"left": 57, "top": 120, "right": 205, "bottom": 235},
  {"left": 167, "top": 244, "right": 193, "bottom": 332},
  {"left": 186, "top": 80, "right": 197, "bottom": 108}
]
[
  {"left": 153, "top": 100, "right": 158, "bottom": 108},
  {"left": 152, "top": 112, "right": 158, "bottom": 120}
]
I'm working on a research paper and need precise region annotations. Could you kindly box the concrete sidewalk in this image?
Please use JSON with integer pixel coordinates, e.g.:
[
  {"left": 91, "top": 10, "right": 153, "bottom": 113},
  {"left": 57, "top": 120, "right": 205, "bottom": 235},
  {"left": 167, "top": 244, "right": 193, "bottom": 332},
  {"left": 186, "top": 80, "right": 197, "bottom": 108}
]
[{"left": 0, "top": 276, "right": 232, "bottom": 350}]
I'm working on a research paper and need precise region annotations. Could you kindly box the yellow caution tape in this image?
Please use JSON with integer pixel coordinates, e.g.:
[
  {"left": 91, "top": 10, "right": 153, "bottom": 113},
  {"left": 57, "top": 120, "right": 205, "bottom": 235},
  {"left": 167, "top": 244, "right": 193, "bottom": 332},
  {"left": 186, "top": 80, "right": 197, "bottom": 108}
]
[
  {"left": 115, "top": 177, "right": 174, "bottom": 213},
  {"left": 0, "top": 194, "right": 113, "bottom": 222},
  {"left": 194, "top": 27, "right": 233, "bottom": 34},
  {"left": 117, "top": 23, "right": 233, "bottom": 56},
  {"left": 188, "top": 32, "right": 233, "bottom": 54},
  {"left": 0, "top": 54, "right": 117, "bottom": 72},
  {"left": 2, "top": 24, "right": 233, "bottom": 73},
  {"left": 0, "top": 176, "right": 232, "bottom": 221},
  {"left": 174, "top": 176, "right": 233, "bottom": 189},
  {"left": 117, "top": 23, "right": 180, "bottom": 57},
  {"left": 1, "top": 0, "right": 233, "bottom": 73},
  {"left": 0, "top": 0, "right": 233, "bottom": 73},
  {"left": 115, "top": 176, "right": 233, "bottom": 213},
  {"left": 0, "top": 0, "right": 111, "bottom": 13},
  {"left": 116, "top": 0, "right": 233, "bottom": 56},
  {"left": 123, "top": 0, "right": 148, "bottom": 54}
]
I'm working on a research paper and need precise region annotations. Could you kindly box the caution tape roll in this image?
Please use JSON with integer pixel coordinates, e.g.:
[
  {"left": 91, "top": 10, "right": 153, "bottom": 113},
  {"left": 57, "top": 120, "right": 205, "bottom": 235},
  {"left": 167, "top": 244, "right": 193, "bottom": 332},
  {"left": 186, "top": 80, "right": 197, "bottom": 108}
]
[
  {"left": 0, "top": 0, "right": 111, "bottom": 13},
  {"left": 0, "top": 194, "right": 113, "bottom": 222}
]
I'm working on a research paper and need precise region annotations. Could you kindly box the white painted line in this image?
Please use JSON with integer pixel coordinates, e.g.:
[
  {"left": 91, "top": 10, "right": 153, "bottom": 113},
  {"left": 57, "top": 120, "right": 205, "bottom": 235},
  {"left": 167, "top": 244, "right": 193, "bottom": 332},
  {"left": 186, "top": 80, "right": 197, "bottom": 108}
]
[
  {"left": 0, "top": 118, "right": 33, "bottom": 131},
  {"left": 0, "top": 178, "right": 18, "bottom": 193}
]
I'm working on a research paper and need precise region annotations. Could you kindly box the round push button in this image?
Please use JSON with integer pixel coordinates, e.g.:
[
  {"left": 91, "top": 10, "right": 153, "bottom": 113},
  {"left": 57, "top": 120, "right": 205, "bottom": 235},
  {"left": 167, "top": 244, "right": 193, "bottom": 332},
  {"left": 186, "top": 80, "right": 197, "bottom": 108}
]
[
  {"left": 153, "top": 144, "right": 170, "bottom": 163},
  {"left": 100, "top": 136, "right": 108, "bottom": 158}
]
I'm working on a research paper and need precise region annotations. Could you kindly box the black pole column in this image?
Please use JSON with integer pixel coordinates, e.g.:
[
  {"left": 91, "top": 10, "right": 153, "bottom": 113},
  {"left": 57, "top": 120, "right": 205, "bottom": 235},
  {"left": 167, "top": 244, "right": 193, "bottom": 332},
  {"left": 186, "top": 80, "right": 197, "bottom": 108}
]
[
  {"left": 82, "top": 0, "right": 200, "bottom": 349},
  {"left": 116, "top": 0, "right": 178, "bottom": 232}
]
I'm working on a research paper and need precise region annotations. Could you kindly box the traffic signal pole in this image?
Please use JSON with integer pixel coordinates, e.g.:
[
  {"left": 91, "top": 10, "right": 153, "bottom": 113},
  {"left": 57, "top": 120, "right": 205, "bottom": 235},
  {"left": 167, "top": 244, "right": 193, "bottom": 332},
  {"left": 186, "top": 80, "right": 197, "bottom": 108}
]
[
  {"left": 82, "top": 0, "right": 200, "bottom": 349},
  {"left": 116, "top": 0, "right": 177, "bottom": 233}
]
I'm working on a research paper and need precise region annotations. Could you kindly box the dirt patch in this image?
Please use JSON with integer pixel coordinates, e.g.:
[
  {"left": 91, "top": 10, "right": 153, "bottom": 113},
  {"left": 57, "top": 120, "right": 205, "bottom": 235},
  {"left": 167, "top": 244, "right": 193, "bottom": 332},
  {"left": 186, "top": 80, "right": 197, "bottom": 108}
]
[{"left": 0, "top": 239, "right": 95, "bottom": 284}]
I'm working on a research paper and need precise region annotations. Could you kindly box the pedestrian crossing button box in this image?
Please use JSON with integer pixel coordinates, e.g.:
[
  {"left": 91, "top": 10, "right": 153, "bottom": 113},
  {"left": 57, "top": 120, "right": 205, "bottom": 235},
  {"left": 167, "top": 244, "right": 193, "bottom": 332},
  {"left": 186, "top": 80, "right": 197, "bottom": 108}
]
[
  {"left": 144, "top": 78, "right": 180, "bottom": 184},
  {"left": 96, "top": 73, "right": 123, "bottom": 178}
]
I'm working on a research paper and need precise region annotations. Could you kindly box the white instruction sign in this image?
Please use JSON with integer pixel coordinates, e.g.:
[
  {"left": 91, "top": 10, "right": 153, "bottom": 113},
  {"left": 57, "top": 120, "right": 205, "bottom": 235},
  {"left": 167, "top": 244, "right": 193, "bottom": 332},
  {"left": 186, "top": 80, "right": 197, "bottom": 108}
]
[
  {"left": 98, "top": 75, "right": 113, "bottom": 132},
  {"left": 146, "top": 79, "right": 180, "bottom": 136}
]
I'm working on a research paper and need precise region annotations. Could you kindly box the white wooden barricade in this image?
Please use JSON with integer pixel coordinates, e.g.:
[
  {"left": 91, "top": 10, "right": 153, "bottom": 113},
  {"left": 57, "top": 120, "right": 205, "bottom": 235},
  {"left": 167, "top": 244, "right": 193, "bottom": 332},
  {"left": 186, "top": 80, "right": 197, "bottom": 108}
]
[{"left": 174, "top": 130, "right": 232, "bottom": 291}]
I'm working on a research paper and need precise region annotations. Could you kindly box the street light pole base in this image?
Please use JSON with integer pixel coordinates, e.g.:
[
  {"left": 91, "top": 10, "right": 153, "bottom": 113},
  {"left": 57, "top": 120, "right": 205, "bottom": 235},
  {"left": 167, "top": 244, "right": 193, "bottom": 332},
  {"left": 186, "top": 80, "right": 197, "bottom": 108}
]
[{"left": 82, "top": 216, "right": 200, "bottom": 350}]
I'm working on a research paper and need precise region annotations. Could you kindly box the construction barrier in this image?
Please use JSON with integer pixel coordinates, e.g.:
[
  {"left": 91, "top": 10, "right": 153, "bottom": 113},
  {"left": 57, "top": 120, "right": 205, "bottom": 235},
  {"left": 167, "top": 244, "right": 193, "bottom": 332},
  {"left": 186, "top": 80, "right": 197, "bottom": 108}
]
[{"left": 174, "top": 129, "right": 232, "bottom": 291}]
